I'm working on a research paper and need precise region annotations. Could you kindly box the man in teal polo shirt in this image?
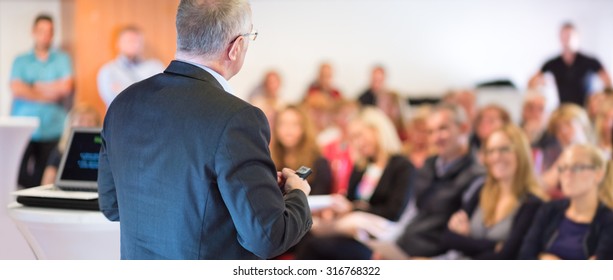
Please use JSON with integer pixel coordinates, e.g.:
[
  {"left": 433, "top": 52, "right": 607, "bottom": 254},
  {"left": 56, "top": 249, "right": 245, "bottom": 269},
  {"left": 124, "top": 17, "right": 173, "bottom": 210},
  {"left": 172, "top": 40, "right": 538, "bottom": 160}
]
[{"left": 10, "top": 14, "right": 74, "bottom": 188}]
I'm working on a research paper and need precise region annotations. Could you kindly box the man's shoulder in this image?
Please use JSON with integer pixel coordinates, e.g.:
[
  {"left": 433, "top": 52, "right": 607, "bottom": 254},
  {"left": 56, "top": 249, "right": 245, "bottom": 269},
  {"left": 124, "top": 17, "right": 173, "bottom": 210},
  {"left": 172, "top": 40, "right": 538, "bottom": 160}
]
[
  {"left": 12, "top": 51, "right": 35, "bottom": 64},
  {"left": 49, "top": 49, "right": 72, "bottom": 62},
  {"left": 542, "top": 55, "right": 563, "bottom": 67},
  {"left": 576, "top": 52, "right": 603, "bottom": 65}
]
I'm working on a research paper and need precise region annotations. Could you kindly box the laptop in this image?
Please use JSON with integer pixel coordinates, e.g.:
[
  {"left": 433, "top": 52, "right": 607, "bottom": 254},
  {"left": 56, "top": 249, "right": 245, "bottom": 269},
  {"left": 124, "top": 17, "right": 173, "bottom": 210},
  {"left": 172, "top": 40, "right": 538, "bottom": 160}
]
[
  {"left": 54, "top": 126, "right": 103, "bottom": 192},
  {"left": 13, "top": 127, "right": 103, "bottom": 210}
]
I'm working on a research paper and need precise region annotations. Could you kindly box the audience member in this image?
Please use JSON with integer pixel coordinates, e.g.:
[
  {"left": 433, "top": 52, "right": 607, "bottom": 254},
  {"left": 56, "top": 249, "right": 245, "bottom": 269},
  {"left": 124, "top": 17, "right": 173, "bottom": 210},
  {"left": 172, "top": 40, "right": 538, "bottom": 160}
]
[
  {"left": 271, "top": 105, "right": 333, "bottom": 195},
  {"left": 376, "top": 91, "right": 410, "bottom": 142},
  {"left": 403, "top": 105, "right": 435, "bottom": 169},
  {"left": 248, "top": 70, "right": 284, "bottom": 129},
  {"left": 10, "top": 14, "right": 74, "bottom": 188},
  {"left": 469, "top": 104, "right": 512, "bottom": 156},
  {"left": 40, "top": 104, "right": 102, "bottom": 185},
  {"left": 594, "top": 97, "right": 613, "bottom": 157},
  {"left": 306, "top": 103, "right": 485, "bottom": 259},
  {"left": 587, "top": 92, "right": 608, "bottom": 124},
  {"left": 302, "top": 88, "right": 337, "bottom": 148},
  {"left": 386, "top": 103, "right": 486, "bottom": 259},
  {"left": 442, "top": 124, "right": 547, "bottom": 259},
  {"left": 519, "top": 144, "right": 613, "bottom": 260},
  {"left": 97, "top": 25, "right": 164, "bottom": 107},
  {"left": 295, "top": 107, "right": 414, "bottom": 259},
  {"left": 443, "top": 89, "right": 478, "bottom": 127},
  {"left": 528, "top": 22, "right": 612, "bottom": 107},
  {"left": 520, "top": 91, "right": 553, "bottom": 147},
  {"left": 539, "top": 104, "right": 594, "bottom": 197},
  {"left": 305, "top": 62, "right": 343, "bottom": 101},
  {"left": 321, "top": 99, "right": 360, "bottom": 195},
  {"left": 357, "top": 65, "right": 387, "bottom": 106}
]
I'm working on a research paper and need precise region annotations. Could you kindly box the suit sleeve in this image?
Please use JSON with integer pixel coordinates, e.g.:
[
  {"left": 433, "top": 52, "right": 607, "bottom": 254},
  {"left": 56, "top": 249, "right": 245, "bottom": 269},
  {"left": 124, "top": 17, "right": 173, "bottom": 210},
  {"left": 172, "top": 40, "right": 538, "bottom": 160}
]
[
  {"left": 97, "top": 125, "right": 120, "bottom": 221},
  {"left": 214, "top": 106, "right": 312, "bottom": 259}
]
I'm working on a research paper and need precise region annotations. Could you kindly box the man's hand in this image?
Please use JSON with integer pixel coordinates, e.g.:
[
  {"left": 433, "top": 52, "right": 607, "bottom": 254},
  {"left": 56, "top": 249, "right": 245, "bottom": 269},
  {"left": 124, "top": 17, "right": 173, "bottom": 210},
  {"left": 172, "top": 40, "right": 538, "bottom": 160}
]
[{"left": 280, "top": 167, "right": 311, "bottom": 196}]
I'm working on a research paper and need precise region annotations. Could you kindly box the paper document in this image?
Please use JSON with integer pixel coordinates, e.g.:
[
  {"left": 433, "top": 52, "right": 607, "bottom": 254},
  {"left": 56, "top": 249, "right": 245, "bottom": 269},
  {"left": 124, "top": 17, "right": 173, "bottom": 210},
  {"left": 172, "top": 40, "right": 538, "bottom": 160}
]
[
  {"left": 307, "top": 195, "right": 333, "bottom": 211},
  {"left": 12, "top": 184, "right": 99, "bottom": 200}
]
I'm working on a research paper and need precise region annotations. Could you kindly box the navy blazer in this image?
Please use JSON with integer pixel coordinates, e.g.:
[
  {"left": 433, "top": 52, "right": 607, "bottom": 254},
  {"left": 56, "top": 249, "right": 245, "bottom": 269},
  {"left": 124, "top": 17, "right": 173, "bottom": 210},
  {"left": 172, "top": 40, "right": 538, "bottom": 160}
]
[
  {"left": 518, "top": 199, "right": 613, "bottom": 260},
  {"left": 442, "top": 194, "right": 544, "bottom": 259},
  {"left": 98, "top": 60, "right": 312, "bottom": 259}
]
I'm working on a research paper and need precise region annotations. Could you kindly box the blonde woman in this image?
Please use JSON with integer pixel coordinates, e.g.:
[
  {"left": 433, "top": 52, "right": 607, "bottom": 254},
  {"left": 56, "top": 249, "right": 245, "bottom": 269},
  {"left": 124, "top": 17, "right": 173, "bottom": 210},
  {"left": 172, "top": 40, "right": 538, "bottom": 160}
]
[
  {"left": 443, "top": 124, "right": 547, "bottom": 259},
  {"left": 41, "top": 104, "right": 101, "bottom": 185},
  {"left": 520, "top": 144, "right": 613, "bottom": 259},
  {"left": 403, "top": 105, "right": 435, "bottom": 169},
  {"left": 539, "top": 103, "right": 595, "bottom": 197},
  {"left": 331, "top": 106, "right": 413, "bottom": 221},
  {"left": 594, "top": 97, "right": 613, "bottom": 157},
  {"left": 296, "top": 107, "right": 414, "bottom": 259}
]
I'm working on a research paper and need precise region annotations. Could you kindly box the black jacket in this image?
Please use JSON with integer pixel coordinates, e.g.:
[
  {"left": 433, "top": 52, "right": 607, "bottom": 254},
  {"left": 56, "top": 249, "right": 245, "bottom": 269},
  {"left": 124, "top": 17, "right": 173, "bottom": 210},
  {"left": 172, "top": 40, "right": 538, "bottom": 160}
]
[
  {"left": 442, "top": 194, "right": 544, "bottom": 259},
  {"left": 396, "top": 153, "right": 485, "bottom": 257},
  {"left": 518, "top": 199, "right": 613, "bottom": 260},
  {"left": 346, "top": 154, "right": 414, "bottom": 221}
]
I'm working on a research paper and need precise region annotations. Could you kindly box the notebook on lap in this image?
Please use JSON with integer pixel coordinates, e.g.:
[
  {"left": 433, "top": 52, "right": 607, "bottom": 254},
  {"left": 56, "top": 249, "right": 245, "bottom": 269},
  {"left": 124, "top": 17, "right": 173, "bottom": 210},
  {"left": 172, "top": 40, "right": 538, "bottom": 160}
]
[{"left": 13, "top": 127, "right": 103, "bottom": 210}]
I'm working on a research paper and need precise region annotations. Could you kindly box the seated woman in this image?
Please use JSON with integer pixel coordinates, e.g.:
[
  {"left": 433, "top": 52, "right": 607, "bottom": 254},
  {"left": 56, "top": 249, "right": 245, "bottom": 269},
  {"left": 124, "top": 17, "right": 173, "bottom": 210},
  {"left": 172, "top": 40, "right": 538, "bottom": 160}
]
[
  {"left": 295, "top": 106, "right": 414, "bottom": 259},
  {"left": 271, "top": 105, "right": 332, "bottom": 195},
  {"left": 441, "top": 124, "right": 547, "bottom": 259},
  {"left": 538, "top": 104, "right": 595, "bottom": 198},
  {"left": 594, "top": 97, "right": 613, "bottom": 157},
  {"left": 519, "top": 144, "right": 613, "bottom": 260},
  {"left": 41, "top": 104, "right": 102, "bottom": 185},
  {"left": 403, "top": 105, "right": 435, "bottom": 169},
  {"left": 468, "top": 104, "right": 512, "bottom": 161}
]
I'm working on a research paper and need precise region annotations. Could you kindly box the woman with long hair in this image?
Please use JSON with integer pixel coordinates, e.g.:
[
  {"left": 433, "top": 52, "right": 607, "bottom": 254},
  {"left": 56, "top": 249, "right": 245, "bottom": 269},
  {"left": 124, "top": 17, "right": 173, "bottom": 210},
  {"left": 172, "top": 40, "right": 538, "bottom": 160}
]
[
  {"left": 271, "top": 105, "right": 332, "bottom": 195},
  {"left": 519, "top": 144, "right": 613, "bottom": 259},
  {"left": 295, "top": 107, "right": 414, "bottom": 260},
  {"left": 442, "top": 124, "right": 547, "bottom": 259},
  {"left": 539, "top": 103, "right": 595, "bottom": 197}
]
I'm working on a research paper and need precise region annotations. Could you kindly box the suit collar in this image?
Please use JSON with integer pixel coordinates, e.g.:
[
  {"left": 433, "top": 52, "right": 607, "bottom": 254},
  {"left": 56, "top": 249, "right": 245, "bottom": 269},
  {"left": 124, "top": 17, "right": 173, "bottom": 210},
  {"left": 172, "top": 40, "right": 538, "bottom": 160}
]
[{"left": 164, "top": 60, "right": 225, "bottom": 91}]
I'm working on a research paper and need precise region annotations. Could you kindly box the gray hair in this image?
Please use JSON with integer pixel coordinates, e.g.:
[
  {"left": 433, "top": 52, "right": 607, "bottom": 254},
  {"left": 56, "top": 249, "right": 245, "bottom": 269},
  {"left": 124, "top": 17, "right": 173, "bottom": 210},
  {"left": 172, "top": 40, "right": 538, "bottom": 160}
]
[
  {"left": 176, "top": 0, "right": 251, "bottom": 58},
  {"left": 432, "top": 102, "right": 468, "bottom": 126}
]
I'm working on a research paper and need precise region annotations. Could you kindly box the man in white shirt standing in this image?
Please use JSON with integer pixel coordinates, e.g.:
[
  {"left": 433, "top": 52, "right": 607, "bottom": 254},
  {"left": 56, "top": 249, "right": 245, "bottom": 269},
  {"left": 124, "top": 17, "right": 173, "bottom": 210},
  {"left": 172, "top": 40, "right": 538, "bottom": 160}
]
[{"left": 97, "top": 26, "right": 164, "bottom": 107}]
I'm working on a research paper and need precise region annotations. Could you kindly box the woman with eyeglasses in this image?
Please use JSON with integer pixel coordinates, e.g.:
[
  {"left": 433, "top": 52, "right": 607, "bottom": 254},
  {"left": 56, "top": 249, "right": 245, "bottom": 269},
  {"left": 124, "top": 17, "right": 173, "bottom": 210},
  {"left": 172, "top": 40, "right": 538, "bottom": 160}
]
[
  {"left": 440, "top": 124, "right": 547, "bottom": 259},
  {"left": 519, "top": 144, "right": 613, "bottom": 259},
  {"left": 538, "top": 104, "right": 595, "bottom": 198}
]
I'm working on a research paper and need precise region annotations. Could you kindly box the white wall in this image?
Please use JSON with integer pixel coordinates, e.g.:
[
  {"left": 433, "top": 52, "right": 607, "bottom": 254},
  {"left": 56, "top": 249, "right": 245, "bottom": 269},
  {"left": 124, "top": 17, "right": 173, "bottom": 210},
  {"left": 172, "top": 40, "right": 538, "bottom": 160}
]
[
  {"left": 231, "top": 0, "right": 613, "bottom": 105},
  {"left": 1, "top": 0, "right": 612, "bottom": 117},
  {"left": 0, "top": 0, "right": 63, "bottom": 117}
]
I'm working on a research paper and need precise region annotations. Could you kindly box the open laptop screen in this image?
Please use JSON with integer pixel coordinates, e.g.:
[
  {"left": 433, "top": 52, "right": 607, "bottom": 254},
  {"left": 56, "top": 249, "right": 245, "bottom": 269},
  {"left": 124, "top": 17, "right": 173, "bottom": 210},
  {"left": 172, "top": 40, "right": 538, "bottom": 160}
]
[{"left": 56, "top": 127, "right": 102, "bottom": 190}]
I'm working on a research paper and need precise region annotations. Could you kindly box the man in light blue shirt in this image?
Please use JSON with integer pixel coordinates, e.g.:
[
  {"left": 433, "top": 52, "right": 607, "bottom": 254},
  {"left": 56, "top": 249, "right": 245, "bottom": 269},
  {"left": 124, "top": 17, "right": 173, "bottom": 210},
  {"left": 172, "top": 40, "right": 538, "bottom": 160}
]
[
  {"left": 97, "top": 26, "right": 164, "bottom": 107},
  {"left": 10, "top": 14, "right": 74, "bottom": 188}
]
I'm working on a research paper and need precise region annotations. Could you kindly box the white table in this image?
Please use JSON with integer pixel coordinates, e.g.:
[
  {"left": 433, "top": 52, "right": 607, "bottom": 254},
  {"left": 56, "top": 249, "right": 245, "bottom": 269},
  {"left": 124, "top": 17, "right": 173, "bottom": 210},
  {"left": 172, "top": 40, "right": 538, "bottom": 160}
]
[
  {"left": 0, "top": 117, "right": 38, "bottom": 259},
  {"left": 8, "top": 202, "right": 120, "bottom": 260}
]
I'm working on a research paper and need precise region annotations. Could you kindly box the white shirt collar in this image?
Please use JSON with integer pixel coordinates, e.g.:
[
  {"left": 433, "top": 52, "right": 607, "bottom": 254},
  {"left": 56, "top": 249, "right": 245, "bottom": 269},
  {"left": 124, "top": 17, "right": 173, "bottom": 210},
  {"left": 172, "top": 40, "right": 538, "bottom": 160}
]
[{"left": 176, "top": 59, "right": 234, "bottom": 94}]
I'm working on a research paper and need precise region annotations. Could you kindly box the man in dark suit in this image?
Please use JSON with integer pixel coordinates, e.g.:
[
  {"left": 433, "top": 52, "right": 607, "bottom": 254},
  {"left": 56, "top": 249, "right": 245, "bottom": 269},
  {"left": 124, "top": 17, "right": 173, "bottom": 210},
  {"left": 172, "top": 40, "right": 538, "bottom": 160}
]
[{"left": 98, "top": 0, "right": 312, "bottom": 260}]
